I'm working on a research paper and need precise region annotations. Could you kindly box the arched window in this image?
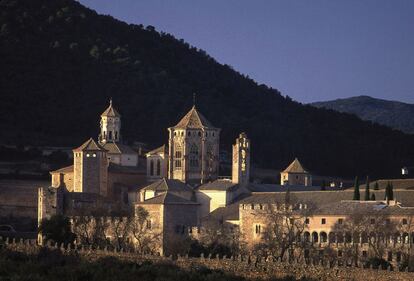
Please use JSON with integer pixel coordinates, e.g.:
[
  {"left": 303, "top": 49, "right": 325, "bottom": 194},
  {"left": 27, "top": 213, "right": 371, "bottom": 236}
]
[
  {"left": 189, "top": 144, "right": 199, "bottom": 168},
  {"left": 150, "top": 160, "right": 154, "bottom": 176},
  {"left": 312, "top": 232, "right": 319, "bottom": 243},
  {"left": 156, "top": 159, "right": 161, "bottom": 176},
  {"left": 115, "top": 131, "right": 118, "bottom": 140},
  {"left": 109, "top": 131, "right": 113, "bottom": 140},
  {"left": 320, "top": 232, "right": 328, "bottom": 243}
]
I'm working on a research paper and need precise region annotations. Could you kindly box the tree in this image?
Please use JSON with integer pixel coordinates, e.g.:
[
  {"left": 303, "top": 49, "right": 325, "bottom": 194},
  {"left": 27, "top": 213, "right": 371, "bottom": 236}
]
[
  {"left": 198, "top": 220, "right": 245, "bottom": 257},
  {"left": 331, "top": 209, "right": 396, "bottom": 265},
  {"left": 364, "top": 176, "right": 370, "bottom": 201},
  {"left": 353, "top": 176, "right": 360, "bottom": 200},
  {"left": 130, "top": 206, "right": 161, "bottom": 254},
  {"left": 39, "top": 215, "right": 76, "bottom": 246},
  {"left": 374, "top": 182, "right": 379, "bottom": 190},
  {"left": 385, "top": 182, "right": 394, "bottom": 201},
  {"left": 257, "top": 195, "right": 315, "bottom": 260},
  {"left": 370, "top": 193, "right": 376, "bottom": 201}
]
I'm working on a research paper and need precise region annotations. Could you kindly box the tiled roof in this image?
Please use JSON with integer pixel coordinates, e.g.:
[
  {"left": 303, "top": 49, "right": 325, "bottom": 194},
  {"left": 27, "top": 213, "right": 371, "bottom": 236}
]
[
  {"left": 282, "top": 158, "right": 309, "bottom": 174},
  {"left": 141, "top": 178, "right": 194, "bottom": 192},
  {"left": 102, "top": 142, "right": 136, "bottom": 154},
  {"left": 140, "top": 192, "right": 199, "bottom": 205},
  {"left": 198, "top": 179, "right": 238, "bottom": 191},
  {"left": 316, "top": 201, "right": 414, "bottom": 216},
  {"left": 248, "top": 184, "right": 340, "bottom": 192},
  {"left": 50, "top": 165, "right": 74, "bottom": 174},
  {"left": 239, "top": 189, "right": 414, "bottom": 208},
  {"left": 101, "top": 100, "right": 120, "bottom": 117},
  {"left": 172, "top": 106, "right": 216, "bottom": 129},
  {"left": 73, "top": 138, "right": 106, "bottom": 152},
  {"left": 146, "top": 145, "right": 167, "bottom": 156}
]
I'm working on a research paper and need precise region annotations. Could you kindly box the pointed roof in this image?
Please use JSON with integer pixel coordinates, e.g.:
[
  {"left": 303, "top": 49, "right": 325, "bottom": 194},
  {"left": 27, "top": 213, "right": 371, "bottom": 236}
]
[
  {"left": 146, "top": 145, "right": 167, "bottom": 156},
  {"left": 140, "top": 192, "right": 199, "bottom": 205},
  {"left": 172, "top": 106, "right": 216, "bottom": 129},
  {"left": 282, "top": 158, "right": 309, "bottom": 174},
  {"left": 102, "top": 142, "right": 136, "bottom": 155},
  {"left": 101, "top": 99, "right": 121, "bottom": 117},
  {"left": 73, "top": 138, "right": 106, "bottom": 152},
  {"left": 142, "top": 178, "right": 194, "bottom": 193}
]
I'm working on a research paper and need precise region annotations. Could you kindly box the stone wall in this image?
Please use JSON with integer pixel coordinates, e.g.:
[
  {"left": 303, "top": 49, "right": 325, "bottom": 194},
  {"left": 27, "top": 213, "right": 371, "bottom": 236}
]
[{"left": 1, "top": 236, "right": 414, "bottom": 281}]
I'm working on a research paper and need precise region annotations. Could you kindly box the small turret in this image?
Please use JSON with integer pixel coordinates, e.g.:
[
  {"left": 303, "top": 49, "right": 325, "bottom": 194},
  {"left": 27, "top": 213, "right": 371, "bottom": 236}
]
[{"left": 99, "top": 99, "right": 121, "bottom": 144}]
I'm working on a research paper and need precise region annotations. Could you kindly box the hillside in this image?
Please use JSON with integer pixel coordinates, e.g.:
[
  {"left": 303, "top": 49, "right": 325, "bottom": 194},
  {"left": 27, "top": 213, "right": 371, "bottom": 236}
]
[
  {"left": 312, "top": 96, "right": 414, "bottom": 134},
  {"left": 1, "top": 0, "right": 414, "bottom": 178}
]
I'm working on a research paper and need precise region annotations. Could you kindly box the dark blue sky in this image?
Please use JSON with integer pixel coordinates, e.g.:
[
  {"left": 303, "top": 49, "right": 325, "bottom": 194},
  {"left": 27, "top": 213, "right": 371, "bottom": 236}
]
[{"left": 79, "top": 0, "right": 414, "bottom": 104}]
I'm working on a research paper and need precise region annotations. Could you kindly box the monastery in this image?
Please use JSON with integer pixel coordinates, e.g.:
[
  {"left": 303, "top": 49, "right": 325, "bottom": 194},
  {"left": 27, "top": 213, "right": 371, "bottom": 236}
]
[{"left": 38, "top": 101, "right": 414, "bottom": 264}]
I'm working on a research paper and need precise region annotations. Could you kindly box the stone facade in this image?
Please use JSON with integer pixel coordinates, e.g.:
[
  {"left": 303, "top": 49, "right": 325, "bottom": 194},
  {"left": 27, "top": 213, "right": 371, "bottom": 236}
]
[{"left": 167, "top": 106, "right": 220, "bottom": 184}]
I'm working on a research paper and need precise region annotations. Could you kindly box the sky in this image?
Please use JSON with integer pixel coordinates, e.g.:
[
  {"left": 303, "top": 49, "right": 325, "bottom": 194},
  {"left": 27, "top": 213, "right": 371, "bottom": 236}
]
[{"left": 78, "top": 0, "right": 414, "bottom": 104}]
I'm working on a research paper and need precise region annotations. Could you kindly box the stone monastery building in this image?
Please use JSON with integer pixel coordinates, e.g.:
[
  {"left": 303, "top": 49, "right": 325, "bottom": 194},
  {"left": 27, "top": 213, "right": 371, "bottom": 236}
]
[{"left": 39, "top": 101, "right": 414, "bottom": 260}]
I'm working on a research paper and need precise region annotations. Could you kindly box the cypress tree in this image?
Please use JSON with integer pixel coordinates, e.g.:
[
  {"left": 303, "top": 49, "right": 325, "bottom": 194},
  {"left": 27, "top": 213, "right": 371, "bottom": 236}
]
[
  {"left": 364, "top": 176, "right": 370, "bottom": 201},
  {"left": 370, "top": 193, "right": 376, "bottom": 201},
  {"left": 389, "top": 182, "right": 394, "bottom": 200},
  {"left": 374, "top": 182, "right": 379, "bottom": 190},
  {"left": 353, "top": 176, "right": 360, "bottom": 200},
  {"left": 385, "top": 182, "right": 394, "bottom": 201}
]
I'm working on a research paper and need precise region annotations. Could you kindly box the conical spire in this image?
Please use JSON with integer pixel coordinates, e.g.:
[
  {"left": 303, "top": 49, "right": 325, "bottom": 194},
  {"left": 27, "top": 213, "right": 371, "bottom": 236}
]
[{"left": 101, "top": 99, "right": 120, "bottom": 117}]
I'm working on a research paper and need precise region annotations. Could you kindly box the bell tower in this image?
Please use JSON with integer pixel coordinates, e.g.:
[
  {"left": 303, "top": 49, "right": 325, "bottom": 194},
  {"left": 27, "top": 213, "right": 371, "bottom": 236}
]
[
  {"left": 232, "top": 132, "right": 250, "bottom": 186},
  {"left": 99, "top": 99, "right": 121, "bottom": 144}
]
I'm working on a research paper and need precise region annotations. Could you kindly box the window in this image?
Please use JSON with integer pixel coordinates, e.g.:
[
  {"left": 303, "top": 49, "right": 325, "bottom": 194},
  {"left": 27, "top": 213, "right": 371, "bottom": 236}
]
[
  {"left": 255, "top": 224, "right": 261, "bottom": 234},
  {"left": 188, "top": 131, "right": 191, "bottom": 136},
  {"left": 321, "top": 218, "right": 326, "bottom": 225},
  {"left": 156, "top": 159, "right": 161, "bottom": 176},
  {"left": 338, "top": 218, "right": 343, "bottom": 225},
  {"left": 403, "top": 219, "right": 408, "bottom": 225},
  {"left": 338, "top": 250, "right": 342, "bottom": 257},
  {"left": 174, "top": 148, "right": 182, "bottom": 170},
  {"left": 92, "top": 153, "right": 96, "bottom": 157},
  {"left": 370, "top": 218, "right": 375, "bottom": 224},
  {"left": 305, "top": 218, "right": 310, "bottom": 225},
  {"left": 189, "top": 144, "right": 199, "bottom": 168},
  {"left": 150, "top": 160, "right": 154, "bottom": 176},
  {"left": 109, "top": 131, "right": 112, "bottom": 140}
]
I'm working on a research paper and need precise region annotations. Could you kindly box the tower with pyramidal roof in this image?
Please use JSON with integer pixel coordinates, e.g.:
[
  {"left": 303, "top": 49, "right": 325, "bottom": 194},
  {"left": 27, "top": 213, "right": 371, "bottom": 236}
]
[
  {"left": 99, "top": 99, "right": 121, "bottom": 144},
  {"left": 167, "top": 106, "right": 220, "bottom": 184},
  {"left": 280, "top": 158, "right": 312, "bottom": 186}
]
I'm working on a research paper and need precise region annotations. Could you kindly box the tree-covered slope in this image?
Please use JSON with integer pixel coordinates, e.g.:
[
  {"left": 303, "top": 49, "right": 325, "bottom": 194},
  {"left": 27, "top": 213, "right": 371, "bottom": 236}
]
[
  {"left": 1, "top": 0, "right": 414, "bottom": 178},
  {"left": 311, "top": 96, "right": 414, "bottom": 134}
]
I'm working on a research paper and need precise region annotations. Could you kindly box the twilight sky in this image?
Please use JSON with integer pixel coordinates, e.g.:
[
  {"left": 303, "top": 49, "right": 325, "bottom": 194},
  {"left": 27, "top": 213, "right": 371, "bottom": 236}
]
[{"left": 79, "top": 0, "right": 414, "bottom": 104}]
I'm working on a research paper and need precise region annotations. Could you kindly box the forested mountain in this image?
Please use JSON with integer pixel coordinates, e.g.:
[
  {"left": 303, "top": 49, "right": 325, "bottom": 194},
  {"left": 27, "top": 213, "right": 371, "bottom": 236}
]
[
  {"left": 1, "top": 0, "right": 414, "bottom": 178},
  {"left": 311, "top": 96, "right": 414, "bottom": 134}
]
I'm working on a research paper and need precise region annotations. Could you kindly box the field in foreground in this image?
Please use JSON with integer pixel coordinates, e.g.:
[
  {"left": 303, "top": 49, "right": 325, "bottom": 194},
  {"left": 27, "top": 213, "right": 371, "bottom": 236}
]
[{"left": 0, "top": 247, "right": 307, "bottom": 281}]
